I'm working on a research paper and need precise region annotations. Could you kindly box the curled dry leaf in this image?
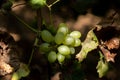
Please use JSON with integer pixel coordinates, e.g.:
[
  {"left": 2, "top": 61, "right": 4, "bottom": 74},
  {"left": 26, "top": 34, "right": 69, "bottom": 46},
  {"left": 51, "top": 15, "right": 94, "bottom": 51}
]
[
  {"left": 0, "top": 61, "right": 13, "bottom": 76},
  {"left": 0, "top": 31, "right": 21, "bottom": 76},
  {"left": 105, "top": 37, "right": 120, "bottom": 50},
  {"left": 99, "top": 45, "right": 117, "bottom": 62}
]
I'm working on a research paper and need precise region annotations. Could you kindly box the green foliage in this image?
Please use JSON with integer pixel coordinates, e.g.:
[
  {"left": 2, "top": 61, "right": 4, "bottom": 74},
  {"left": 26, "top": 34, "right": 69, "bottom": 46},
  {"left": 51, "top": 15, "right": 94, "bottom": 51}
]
[
  {"left": 12, "top": 72, "right": 19, "bottom": 80},
  {"left": 11, "top": 63, "right": 30, "bottom": 80},
  {"left": 96, "top": 52, "right": 109, "bottom": 78}
]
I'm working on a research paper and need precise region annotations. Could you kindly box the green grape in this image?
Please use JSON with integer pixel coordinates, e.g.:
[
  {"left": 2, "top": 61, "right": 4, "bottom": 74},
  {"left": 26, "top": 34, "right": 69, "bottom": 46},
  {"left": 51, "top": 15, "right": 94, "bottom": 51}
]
[
  {"left": 69, "top": 47, "right": 75, "bottom": 54},
  {"left": 57, "top": 23, "right": 69, "bottom": 35},
  {"left": 55, "top": 32, "right": 65, "bottom": 44},
  {"left": 63, "top": 35, "right": 75, "bottom": 46},
  {"left": 41, "top": 30, "right": 54, "bottom": 43},
  {"left": 70, "top": 31, "right": 81, "bottom": 38},
  {"left": 30, "top": 0, "right": 46, "bottom": 9},
  {"left": 39, "top": 43, "right": 51, "bottom": 53},
  {"left": 57, "top": 45, "right": 70, "bottom": 56},
  {"left": 47, "top": 25, "right": 57, "bottom": 35},
  {"left": 65, "top": 54, "right": 71, "bottom": 59},
  {"left": 48, "top": 51, "right": 57, "bottom": 63},
  {"left": 73, "top": 38, "right": 81, "bottom": 47},
  {"left": 57, "top": 53, "right": 65, "bottom": 63}
]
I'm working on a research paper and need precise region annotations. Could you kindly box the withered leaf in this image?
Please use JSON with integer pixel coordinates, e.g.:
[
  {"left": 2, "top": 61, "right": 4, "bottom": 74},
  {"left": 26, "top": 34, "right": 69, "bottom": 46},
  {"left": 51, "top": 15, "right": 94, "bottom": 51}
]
[
  {"left": 76, "top": 29, "right": 98, "bottom": 62},
  {"left": 105, "top": 37, "right": 120, "bottom": 50},
  {"left": 99, "top": 45, "right": 116, "bottom": 62}
]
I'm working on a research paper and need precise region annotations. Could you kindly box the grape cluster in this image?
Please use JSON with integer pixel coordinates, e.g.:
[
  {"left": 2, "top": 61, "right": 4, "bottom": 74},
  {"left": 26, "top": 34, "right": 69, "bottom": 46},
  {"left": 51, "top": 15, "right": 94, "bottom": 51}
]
[{"left": 39, "top": 23, "right": 82, "bottom": 64}]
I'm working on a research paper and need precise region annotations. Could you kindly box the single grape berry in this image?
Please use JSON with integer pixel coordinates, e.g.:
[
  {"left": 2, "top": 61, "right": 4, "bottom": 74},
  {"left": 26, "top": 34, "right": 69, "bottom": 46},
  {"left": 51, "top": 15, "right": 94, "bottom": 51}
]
[
  {"left": 63, "top": 35, "right": 75, "bottom": 46},
  {"left": 57, "top": 23, "right": 69, "bottom": 35},
  {"left": 70, "top": 31, "right": 81, "bottom": 39},
  {"left": 69, "top": 47, "right": 75, "bottom": 54},
  {"left": 41, "top": 30, "right": 54, "bottom": 43},
  {"left": 73, "top": 38, "right": 81, "bottom": 47},
  {"left": 57, "top": 53, "right": 65, "bottom": 64},
  {"left": 30, "top": 0, "right": 46, "bottom": 9},
  {"left": 39, "top": 43, "right": 51, "bottom": 53},
  {"left": 55, "top": 32, "right": 65, "bottom": 44},
  {"left": 58, "top": 45, "right": 70, "bottom": 56},
  {"left": 48, "top": 51, "right": 57, "bottom": 63},
  {"left": 65, "top": 55, "right": 71, "bottom": 59}
]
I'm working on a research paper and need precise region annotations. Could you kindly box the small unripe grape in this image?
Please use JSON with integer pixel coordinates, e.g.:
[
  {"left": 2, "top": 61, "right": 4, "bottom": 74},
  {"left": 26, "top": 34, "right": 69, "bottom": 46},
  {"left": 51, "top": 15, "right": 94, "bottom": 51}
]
[
  {"left": 41, "top": 30, "right": 54, "bottom": 43},
  {"left": 73, "top": 38, "right": 81, "bottom": 47},
  {"left": 57, "top": 23, "right": 69, "bottom": 35},
  {"left": 70, "top": 31, "right": 81, "bottom": 38},
  {"left": 57, "top": 53, "right": 65, "bottom": 63},
  {"left": 39, "top": 43, "right": 51, "bottom": 53},
  {"left": 55, "top": 32, "right": 65, "bottom": 44},
  {"left": 57, "top": 45, "right": 70, "bottom": 56},
  {"left": 63, "top": 35, "right": 75, "bottom": 46},
  {"left": 30, "top": 0, "right": 46, "bottom": 9},
  {"left": 69, "top": 47, "right": 75, "bottom": 54},
  {"left": 48, "top": 51, "right": 57, "bottom": 63},
  {"left": 65, "top": 55, "right": 71, "bottom": 59}
]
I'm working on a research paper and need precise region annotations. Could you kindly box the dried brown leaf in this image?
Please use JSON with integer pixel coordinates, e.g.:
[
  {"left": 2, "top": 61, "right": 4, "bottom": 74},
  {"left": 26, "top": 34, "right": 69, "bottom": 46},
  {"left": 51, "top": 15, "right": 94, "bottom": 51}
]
[{"left": 99, "top": 45, "right": 117, "bottom": 62}]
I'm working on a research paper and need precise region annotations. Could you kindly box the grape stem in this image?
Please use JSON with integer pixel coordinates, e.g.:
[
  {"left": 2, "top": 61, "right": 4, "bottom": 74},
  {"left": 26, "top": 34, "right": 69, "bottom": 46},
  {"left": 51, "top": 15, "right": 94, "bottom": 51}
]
[
  {"left": 47, "top": 0, "right": 60, "bottom": 8},
  {"left": 10, "top": 12, "right": 38, "bottom": 33},
  {"left": 46, "top": 0, "right": 60, "bottom": 25},
  {"left": 28, "top": 37, "right": 39, "bottom": 66}
]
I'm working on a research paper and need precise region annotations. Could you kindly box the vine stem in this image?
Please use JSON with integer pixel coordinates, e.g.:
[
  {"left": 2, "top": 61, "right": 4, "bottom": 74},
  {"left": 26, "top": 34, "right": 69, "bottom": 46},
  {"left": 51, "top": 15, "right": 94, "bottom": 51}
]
[
  {"left": 46, "top": 0, "right": 60, "bottom": 25},
  {"left": 47, "top": 0, "right": 60, "bottom": 8},
  {"left": 10, "top": 12, "right": 38, "bottom": 33},
  {"left": 27, "top": 9, "right": 42, "bottom": 67},
  {"left": 28, "top": 37, "right": 39, "bottom": 66}
]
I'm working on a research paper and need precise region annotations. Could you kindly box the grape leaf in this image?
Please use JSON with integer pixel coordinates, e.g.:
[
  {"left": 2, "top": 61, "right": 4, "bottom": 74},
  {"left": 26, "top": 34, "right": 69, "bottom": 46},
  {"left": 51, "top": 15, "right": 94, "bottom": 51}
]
[
  {"left": 76, "top": 29, "right": 98, "bottom": 62},
  {"left": 12, "top": 72, "right": 19, "bottom": 80},
  {"left": 96, "top": 52, "right": 109, "bottom": 78},
  {"left": 11, "top": 63, "right": 30, "bottom": 80}
]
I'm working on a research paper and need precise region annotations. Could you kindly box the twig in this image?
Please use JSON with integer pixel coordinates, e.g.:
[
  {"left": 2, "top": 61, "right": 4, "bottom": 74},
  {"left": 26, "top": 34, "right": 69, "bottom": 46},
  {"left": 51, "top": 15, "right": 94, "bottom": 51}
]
[
  {"left": 10, "top": 12, "right": 38, "bottom": 33},
  {"left": 46, "top": 0, "right": 60, "bottom": 25},
  {"left": 28, "top": 37, "right": 39, "bottom": 66},
  {"left": 47, "top": 0, "right": 60, "bottom": 8},
  {"left": 11, "top": 2, "right": 26, "bottom": 9}
]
